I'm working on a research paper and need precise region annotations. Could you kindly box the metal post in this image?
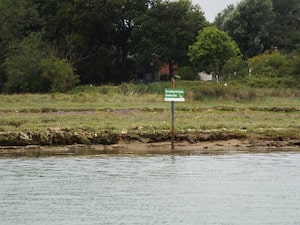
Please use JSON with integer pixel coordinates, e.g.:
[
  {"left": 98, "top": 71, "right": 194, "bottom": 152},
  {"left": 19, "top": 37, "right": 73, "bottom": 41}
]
[
  {"left": 171, "top": 78, "right": 175, "bottom": 150},
  {"left": 171, "top": 101, "right": 175, "bottom": 150}
]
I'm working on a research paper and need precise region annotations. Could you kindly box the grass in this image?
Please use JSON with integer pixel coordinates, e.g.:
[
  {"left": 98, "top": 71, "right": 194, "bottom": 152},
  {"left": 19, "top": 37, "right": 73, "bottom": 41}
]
[{"left": 0, "top": 82, "right": 299, "bottom": 145}]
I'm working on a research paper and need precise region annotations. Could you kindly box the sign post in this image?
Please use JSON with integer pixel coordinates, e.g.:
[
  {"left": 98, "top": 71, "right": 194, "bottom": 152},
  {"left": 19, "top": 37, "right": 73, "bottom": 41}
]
[{"left": 164, "top": 79, "right": 185, "bottom": 150}]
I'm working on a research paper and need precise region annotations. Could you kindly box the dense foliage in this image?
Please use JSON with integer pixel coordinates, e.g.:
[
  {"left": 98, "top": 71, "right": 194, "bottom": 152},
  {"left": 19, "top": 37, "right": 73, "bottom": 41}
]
[
  {"left": 0, "top": 0, "right": 299, "bottom": 93},
  {"left": 188, "top": 27, "right": 240, "bottom": 77},
  {"left": 131, "top": 0, "right": 207, "bottom": 76},
  {"left": 245, "top": 51, "right": 300, "bottom": 88},
  {"left": 215, "top": 0, "right": 300, "bottom": 57}
]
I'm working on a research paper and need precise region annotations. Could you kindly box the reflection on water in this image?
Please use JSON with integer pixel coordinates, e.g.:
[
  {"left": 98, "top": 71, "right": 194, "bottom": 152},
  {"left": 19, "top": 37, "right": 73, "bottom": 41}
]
[{"left": 1, "top": 153, "right": 300, "bottom": 225}]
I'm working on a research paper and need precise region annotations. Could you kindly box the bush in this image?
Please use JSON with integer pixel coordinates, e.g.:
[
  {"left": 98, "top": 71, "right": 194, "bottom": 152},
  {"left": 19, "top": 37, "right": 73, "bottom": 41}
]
[
  {"left": 178, "top": 66, "right": 198, "bottom": 80},
  {"left": 290, "top": 51, "right": 300, "bottom": 76},
  {"left": 243, "top": 74, "right": 300, "bottom": 89},
  {"left": 222, "top": 56, "right": 248, "bottom": 79},
  {"left": 188, "top": 82, "right": 259, "bottom": 101},
  {"left": 41, "top": 56, "right": 79, "bottom": 93},
  {"left": 244, "top": 51, "right": 300, "bottom": 88},
  {"left": 248, "top": 51, "right": 292, "bottom": 78}
]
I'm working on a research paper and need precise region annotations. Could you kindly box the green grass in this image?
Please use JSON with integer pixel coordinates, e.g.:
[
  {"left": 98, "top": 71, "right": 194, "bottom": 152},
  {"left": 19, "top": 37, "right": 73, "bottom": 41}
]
[
  {"left": 1, "top": 106, "right": 299, "bottom": 136},
  {"left": 0, "top": 82, "right": 299, "bottom": 143}
]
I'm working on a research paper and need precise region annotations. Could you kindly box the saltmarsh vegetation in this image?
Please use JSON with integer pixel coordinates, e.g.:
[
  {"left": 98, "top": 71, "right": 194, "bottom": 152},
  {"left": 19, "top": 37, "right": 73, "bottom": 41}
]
[{"left": 0, "top": 81, "right": 299, "bottom": 146}]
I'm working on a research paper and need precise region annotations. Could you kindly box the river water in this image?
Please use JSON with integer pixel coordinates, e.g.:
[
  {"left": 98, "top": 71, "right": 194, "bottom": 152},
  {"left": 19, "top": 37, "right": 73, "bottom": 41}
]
[{"left": 1, "top": 153, "right": 300, "bottom": 225}]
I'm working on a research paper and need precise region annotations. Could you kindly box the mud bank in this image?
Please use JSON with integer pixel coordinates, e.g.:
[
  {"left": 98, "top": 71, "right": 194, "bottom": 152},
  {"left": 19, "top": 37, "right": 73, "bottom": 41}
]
[
  {"left": 1, "top": 129, "right": 300, "bottom": 157},
  {"left": 1, "top": 138, "right": 300, "bottom": 158}
]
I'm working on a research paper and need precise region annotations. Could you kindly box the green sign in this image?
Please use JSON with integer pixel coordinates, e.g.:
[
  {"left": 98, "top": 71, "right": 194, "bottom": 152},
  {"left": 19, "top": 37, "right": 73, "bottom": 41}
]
[{"left": 164, "top": 89, "right": 185, "bottom": 102}]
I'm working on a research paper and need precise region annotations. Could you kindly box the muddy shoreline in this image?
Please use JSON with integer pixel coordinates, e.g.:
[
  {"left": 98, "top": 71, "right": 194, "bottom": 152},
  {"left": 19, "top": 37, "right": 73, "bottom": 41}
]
[
  {"left": 1, "top": 130, "right": 300, "bottom": 157},
  {"left": 1, "top": 138, "right": 300, "bottom": 158}
]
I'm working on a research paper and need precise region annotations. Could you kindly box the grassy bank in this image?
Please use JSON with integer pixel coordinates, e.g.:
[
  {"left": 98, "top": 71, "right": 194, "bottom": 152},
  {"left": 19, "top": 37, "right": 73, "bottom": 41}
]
[{"left": 0, "top": 82, "right": 299, "bottom": 146}]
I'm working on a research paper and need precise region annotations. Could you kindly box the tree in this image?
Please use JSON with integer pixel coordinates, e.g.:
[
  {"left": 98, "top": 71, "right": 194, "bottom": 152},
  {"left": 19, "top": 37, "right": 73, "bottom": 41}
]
[
  {"left": 188, "top": 26, "right": 240, "bottom": 77},
  {"left": 214, "top": 4, "right": 236, "bottom": 29},
  {"left": 215, "top": 0, "right": 299, "bottom": 56},
  {"left": 2, "top": 32, "right": 47, "bottom": 93},
  {"left": 221, "top": 0, "right": 274, "bottom": 58},
  {"left": 37, "top": 0, "right": 120, "bottom": 83},
  {"left": 0, "top": 0, "right": 42, "bottom": 91},
  {"left": 0, "top": 0, "right": 41, "bottom": 47},
  {"left": 37, "top": 0, "right": 154, "bottom": 83},
  {"left": 270, "top": 0, "right": 300, "bottom": 52},
  {"left": 131, "top": 0, "right": 208, "bottom": 77}
]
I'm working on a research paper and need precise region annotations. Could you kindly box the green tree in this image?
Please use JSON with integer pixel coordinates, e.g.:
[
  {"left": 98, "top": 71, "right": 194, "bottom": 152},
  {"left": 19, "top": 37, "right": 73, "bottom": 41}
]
[
  {"left": 131, "top": 0, "right": 208, "bottom": 77},
  {"left": 188, "top": 26, "right": 240, "bottom": 77},
  {"left": 0, "top": 0, "right": 41, "bottom": 47},
  {"left": 38, "top": 0, "right": 153, "bottom": 83},
  {"left": 270, "top": 0, "right": 300, "bottom": 52},
  {"left": 37, "top": 0, "right": 119, "bottom": 83},
  {"left": 221, "top": 0, "right": 274, "bottom": 58},
  {"left": 2, "top": 32, "right": 47, "bottom": 93},
  {"left": 113, "top": 0, "right": 150, "bottom": 80},
  {"left": 0, "top": 0, "right": 42, "bottom": 91},
  {"left": 214, "top": 4, "right": 236, "bottom": 29}
]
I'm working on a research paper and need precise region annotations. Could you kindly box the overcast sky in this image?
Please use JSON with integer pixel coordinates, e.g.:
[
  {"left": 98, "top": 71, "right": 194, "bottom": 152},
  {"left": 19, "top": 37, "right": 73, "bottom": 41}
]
[{"left": 191, "top": 0, "right": 241, "bottom": 22}]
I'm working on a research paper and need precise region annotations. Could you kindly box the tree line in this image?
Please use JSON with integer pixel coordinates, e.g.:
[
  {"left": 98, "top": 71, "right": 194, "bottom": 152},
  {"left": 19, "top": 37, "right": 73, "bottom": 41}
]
[{"left": 0, "top": 0, "right": 299, "bottom": 93}]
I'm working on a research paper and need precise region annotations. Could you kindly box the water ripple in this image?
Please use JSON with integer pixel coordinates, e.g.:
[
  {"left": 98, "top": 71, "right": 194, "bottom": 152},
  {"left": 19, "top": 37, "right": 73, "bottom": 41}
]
[{"left": 1, "top": 153, "right": 300, "bottom": 225}]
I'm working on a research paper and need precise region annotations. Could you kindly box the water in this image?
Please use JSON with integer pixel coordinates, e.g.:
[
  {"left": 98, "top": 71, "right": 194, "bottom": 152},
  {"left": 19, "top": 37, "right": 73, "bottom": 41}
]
[{"left": 1, "top": 153, "right": 300, "bottom": 225}]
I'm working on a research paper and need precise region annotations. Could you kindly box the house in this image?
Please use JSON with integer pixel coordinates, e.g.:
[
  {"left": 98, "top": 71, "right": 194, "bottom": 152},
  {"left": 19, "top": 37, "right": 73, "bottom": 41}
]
[
  {"left": 158, "top": 64, "right": 178, "bottom": 78},
  {"left": 136, "top": 63, "right": 178, "bottom": 83}
]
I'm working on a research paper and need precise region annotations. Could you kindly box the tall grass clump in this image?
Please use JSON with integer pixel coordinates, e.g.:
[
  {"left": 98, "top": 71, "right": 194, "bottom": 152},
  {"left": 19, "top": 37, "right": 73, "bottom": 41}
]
[
  {"left": 146, "top": 82, "right": 170, "bottom": 94},
  {"left": 69, "top": 85, "right": 118, "bottom": 95},
  {"left": 118, "top": 82, "right": 148, "bottom": 95},
  {"left": 69, "top": 85, "right": 98, "bottom": 94},
  {"left": 189, "top": 83, "right": 258, "bottom": 101},
  {"left": 241, "top": 75, "right": 300, "bottom": 89}
]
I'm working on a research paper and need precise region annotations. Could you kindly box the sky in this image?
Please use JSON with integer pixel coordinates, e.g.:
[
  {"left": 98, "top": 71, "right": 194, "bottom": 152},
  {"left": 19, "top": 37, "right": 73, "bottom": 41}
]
[{"left": 192, "top": 0, "right": 241, "bottom": 22}]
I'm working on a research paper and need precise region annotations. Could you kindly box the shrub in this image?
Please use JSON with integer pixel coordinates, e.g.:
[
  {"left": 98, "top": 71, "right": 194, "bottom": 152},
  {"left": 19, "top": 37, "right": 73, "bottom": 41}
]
[
  {"left": 248, "top": 51, "right": 291, "bottom": 78},
  {"left": 222, "top": 56, "right": 248, "bottom": 79},
  {"left": 290, "top": 52, "right": 300, "bottom": 76},
  {"left": 178, "top": 66, "right": 198, "bottom": 80},
  {"left": 189, "top": 82, "right": 258, "bottom": 101},
  {"left": 41, "top": 56, "right": 79, "bottom": 93},
  {"left": 243, "top": 74, "right": 300, "bottom": 89},
  {"left": 245, "top": 51, "right": 300, "bottom": 88}
]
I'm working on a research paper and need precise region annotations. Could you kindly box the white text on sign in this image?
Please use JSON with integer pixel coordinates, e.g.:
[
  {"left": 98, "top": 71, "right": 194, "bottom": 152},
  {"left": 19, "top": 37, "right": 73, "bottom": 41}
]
[{"left": 164, "top": 89, "right": 185, "bottom": 102}]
